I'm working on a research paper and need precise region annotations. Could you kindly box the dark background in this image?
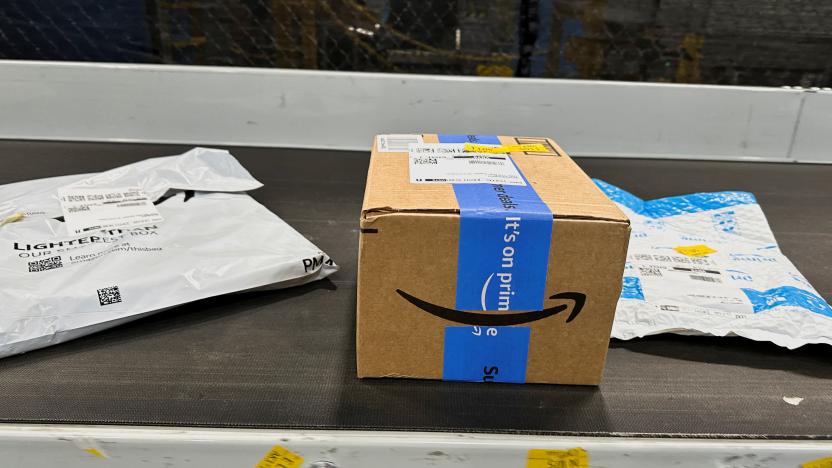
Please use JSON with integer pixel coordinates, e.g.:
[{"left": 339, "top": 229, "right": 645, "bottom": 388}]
[{"left": 1, "top": 0, "right": 830, "bottom": 86}]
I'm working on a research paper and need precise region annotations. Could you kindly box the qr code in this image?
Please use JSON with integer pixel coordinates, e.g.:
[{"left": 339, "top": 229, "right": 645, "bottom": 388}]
[
  {"left": 639, "top": 265, "right": 663, "bottom": 277},
  {"left": 115, "top": 202, "right": 146, "bottom": 208},
  {"left": 97, "top": 286, "right": 122, "bottom": 306},
  {"left": 28, "top": 256, "right": 63, "bottom": 272}
]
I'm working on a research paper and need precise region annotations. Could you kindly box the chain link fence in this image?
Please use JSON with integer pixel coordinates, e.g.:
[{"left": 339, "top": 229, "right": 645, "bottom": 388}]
[{"left": 1, "top": 0, "right": 830, "bottom": 87}]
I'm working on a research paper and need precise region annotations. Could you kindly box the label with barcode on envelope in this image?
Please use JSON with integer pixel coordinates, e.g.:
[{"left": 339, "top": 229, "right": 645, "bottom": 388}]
[
  {"left": 408, "top": 143, "right": 526, "bottom": 186},
  {"left": 58, "top": 186, "right": 164, "bottom": 234}
]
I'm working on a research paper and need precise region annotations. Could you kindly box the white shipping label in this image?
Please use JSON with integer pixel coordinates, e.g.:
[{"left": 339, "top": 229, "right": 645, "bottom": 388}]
[
  {"left": 376, "top": 134, "right": 424, "bottom": 152},
  {"left": 58, "top": 186, "right": 164, "bottom": 234},
  {"left": 408, "top": 143, "right": 526, "bottom": 186}
]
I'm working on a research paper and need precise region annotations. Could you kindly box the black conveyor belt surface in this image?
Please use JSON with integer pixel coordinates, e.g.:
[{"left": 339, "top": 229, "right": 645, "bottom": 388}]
[{"left": 0, "top": 140, "right": 830, "bottom": 438}]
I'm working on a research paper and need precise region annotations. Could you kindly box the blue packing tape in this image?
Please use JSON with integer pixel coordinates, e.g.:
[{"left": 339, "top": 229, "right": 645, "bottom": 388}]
[
  {"left": 443, "top": 326, "right": 531, "bottom": 383},
  {"left": 437, "top": 134, "right": 552, "bottom": 383}
]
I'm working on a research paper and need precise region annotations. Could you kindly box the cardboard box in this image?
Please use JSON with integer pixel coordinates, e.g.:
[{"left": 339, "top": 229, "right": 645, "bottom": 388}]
[{"left": 357, "top": 134, "right": 630, "bottom": 385}]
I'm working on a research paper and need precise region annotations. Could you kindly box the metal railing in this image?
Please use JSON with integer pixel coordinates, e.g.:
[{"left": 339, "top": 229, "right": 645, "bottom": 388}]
[{"left": 1, "top": 0, "right": 830, "bottom": 86}]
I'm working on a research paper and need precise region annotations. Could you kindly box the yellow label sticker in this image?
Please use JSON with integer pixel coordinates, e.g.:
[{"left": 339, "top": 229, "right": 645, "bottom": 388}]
[
  {"left": 803, "top": 456, "right": 832, "bottom": 468},
  {"left": 82, "top": 448, "right": 107, "bottom": 459},
  {"left": 72, "top": 438, "right": 108, "bottom": 459},
  {"left": 673, "top": 244, "right": 717, "bottom": 257},
  {"left": 256, "top": 445, "right": 304, "bottom": 468},
  {"left": 464, "top": 143, "right": 549, "bottom": 154},
  {"left": 0, "top": 212, "right": 25, "bottom": 227},
  {"left": 527, "top": 448, "right": 589, "bottom": 468}
]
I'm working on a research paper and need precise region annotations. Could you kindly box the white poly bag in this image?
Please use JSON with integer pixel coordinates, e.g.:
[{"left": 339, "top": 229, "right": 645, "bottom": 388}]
[
  {"left": 0, "top": 147, "right": 337, "bottom": 358},
  {"left": 594, "top": 179, "right": 832, "bottom": 349}
]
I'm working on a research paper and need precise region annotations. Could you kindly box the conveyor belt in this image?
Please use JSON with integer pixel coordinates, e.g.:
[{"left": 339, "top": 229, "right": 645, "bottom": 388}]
[{"left": 0, "top": 140, "right": 830, "bottom": 438}]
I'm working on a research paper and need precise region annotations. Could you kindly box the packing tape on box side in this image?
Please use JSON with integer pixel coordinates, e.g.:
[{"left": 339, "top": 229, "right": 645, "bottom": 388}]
[{"left": 435, "top": 134, "right": 552, "bottom": 383}]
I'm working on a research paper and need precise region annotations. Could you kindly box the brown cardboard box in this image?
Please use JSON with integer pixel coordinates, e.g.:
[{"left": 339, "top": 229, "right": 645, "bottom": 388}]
[{"left": 357, "top": 134, "right": 630, "bottom": 385}]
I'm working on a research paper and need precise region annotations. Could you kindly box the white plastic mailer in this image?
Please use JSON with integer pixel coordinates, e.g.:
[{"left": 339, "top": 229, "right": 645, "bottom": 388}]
[
  {"left": 595, "top": 180, "right": 831, "bottom": 349},
  {"left": 0, "top": 148, "right": 337, "bottom": 358}
]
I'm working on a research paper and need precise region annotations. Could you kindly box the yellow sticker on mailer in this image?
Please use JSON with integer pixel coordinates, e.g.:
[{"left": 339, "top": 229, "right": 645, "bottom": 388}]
[
  {"left": 72, "top": 438, "right": 109, "bottom": 459},
  {"left": 83, "top": 448, "right": 107, "bottom": 459},
  {"left": 464, "top": 143, "right": 549, "bottom": 153},
  {"left": 802, "top": 456, "right": 832, "bottom": 468},
  {"left": 256, "top": 445, "right": 304, "bottom": 468},
  {"left": 527, "top": 448, "right": 589, "bottom": 468},
  {"left": 673, "top": 244, "right": 717, "bottom": 257}
]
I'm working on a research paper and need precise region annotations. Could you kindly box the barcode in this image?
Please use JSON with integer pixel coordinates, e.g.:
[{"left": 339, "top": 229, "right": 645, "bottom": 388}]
[
  {"left": 116, "top": 202, "right": 146, "bottom": 208},
  {"left": 468, "top": 160, "right": 504, "bottom": 166},
  {"left": 67, "top": 205, "right": 91, "bottom": 213},
  {"left": 28, "top": 256, "right": 63, "bottom": 272},
  {"left": 639, "top": 265, "right": 663, "bottom": 277},
  {"left": 97, "top": 286, "right": 122, "bottom": 306},
  {"left": 412, "top": 157, "right": 438, "bottom": 165},
  {"left": 379, "top": 134, "right": 421, "bottom": 152},
  {"left": 690, "top": 275, "right": 721, "bottom": 283}
]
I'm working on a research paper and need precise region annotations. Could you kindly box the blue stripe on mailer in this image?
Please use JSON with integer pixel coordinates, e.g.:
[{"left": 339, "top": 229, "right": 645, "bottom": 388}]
[
  {"left": 593, "top": 179, "right": 645, "bottom": 213},
  {"left": 443, "top": 326, "right": 530, "bottom": 383},
  {"left": 593, "top": 179, "right": 757, "bottom": 218},
  {"left": 742, "top": 286, "right": 832, "bottom": 318},
  {"left": 438, "top": 134, "right": 552, "bottom": 383},
  {"left": 621, "top": 276, "right": 645, "bottom": 300}
]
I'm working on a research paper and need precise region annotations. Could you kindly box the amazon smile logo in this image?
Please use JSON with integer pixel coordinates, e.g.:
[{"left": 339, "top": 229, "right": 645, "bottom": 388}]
[{"left": 396, "top": 289, "right": 586, "bottom": 326}]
